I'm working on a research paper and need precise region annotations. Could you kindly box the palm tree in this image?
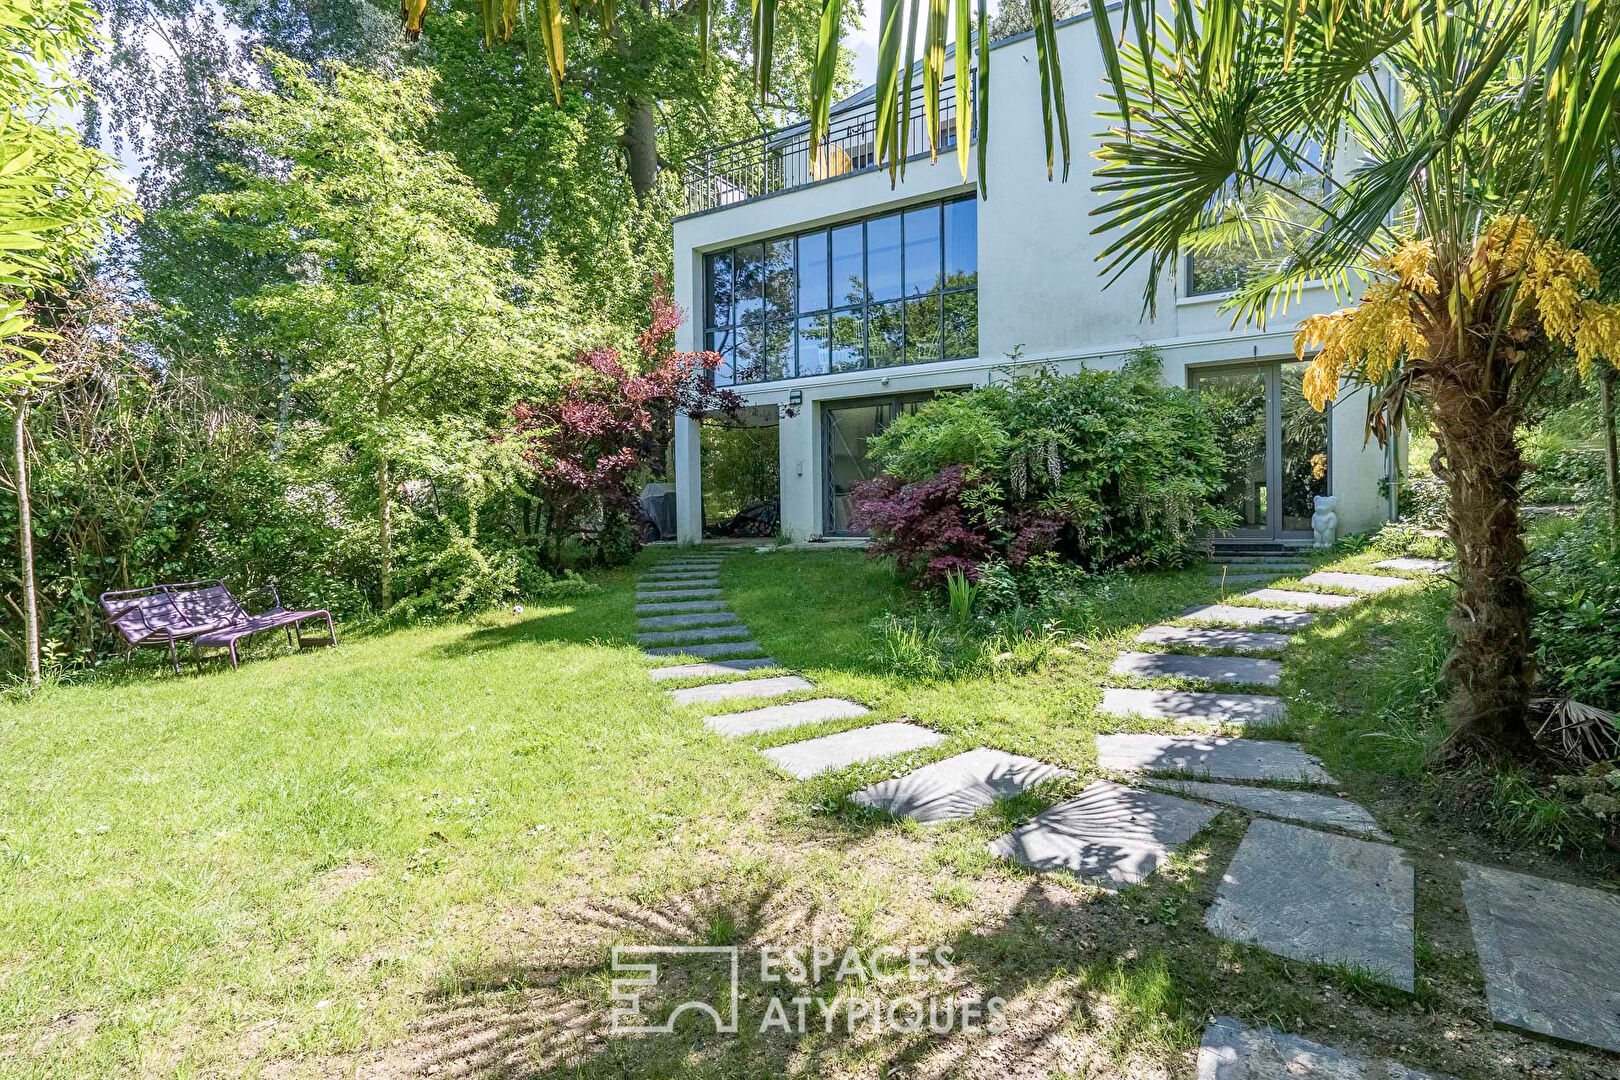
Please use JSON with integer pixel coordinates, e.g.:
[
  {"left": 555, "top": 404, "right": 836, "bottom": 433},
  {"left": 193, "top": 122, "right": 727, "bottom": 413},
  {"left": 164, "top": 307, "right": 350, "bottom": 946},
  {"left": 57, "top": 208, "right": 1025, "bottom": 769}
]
[{"left": 1081, "top": 0, "right": 1620, "bottom": 760}]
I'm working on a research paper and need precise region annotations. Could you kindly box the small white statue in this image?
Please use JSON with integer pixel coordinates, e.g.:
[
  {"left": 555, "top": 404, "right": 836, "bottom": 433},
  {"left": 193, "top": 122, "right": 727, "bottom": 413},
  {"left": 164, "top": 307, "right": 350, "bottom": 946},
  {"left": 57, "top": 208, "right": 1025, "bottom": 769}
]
[{"left": 1311, "top": 495, "right": 1338, "bottom": 549}]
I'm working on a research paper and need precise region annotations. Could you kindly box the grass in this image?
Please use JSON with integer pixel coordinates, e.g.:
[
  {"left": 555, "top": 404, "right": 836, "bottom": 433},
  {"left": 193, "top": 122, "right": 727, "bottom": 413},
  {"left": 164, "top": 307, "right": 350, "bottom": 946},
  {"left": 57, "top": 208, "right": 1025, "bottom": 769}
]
[{"left": 0, "top": 547, "right": 1610, "bottom": 1077}]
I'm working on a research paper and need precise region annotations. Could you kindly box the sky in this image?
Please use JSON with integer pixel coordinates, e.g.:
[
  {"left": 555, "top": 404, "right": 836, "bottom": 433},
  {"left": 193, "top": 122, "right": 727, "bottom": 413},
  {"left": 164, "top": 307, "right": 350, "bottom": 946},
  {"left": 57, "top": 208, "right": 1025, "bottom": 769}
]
[{"left": 844, "top": 2, "right": 1000, "bottom": 91}]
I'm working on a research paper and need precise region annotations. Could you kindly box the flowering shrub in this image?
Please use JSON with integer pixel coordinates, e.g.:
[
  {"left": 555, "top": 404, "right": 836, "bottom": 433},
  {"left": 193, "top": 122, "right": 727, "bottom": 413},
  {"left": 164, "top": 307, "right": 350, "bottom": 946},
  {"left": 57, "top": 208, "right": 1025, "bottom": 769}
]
[
  {"left": 511, "top": 284, "right": 742, "bottom": 566},
  {"left": 853, "top": 355, "right": 1231, "bottom": 586}
]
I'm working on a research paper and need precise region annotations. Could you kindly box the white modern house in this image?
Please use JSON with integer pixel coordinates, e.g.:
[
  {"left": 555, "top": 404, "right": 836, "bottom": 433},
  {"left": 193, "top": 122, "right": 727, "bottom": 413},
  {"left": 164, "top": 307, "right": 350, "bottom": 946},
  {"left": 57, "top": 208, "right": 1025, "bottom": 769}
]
[{"left": 669, "top": 13, "right": 1399, "bottom": 547}]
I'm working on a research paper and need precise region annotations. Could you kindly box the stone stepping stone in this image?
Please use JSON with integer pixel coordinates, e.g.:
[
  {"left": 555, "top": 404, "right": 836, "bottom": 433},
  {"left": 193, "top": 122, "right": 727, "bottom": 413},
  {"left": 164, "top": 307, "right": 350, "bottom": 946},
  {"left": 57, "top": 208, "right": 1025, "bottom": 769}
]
[
  {"left": 988, "top": 779, "right": 1220, "bottom": 888},
  {"left": 1137, "top": 625, "right": 1292, "bottom": 653},
  {"left": 1206, "top": 819, "right": 1414, "bottom": 991},
  {"left": 707, "top": 698, "right": 870, "bottom": 737},
  {"left": 1097, "top": 734, "right": 1335, "bottom": 784},
  {"left": 1110, "top": 651, "right": 1281, "bottom": 688},
  {"left": 667, "top": 673, "right": 811, "bottom": 705},
  {"left": 1196, "top": 1016, "right": 1448, "bottom": 1079},
  {"left": 1099, "top": 688, "right": 1287, "bottom": 728},
  {"left": 1181, "top": 605, "right": 1315, "bottom": 631},
  {"left": 637, "top": 611, "right": 740, "bottom": 630},
  {"left": 761, "top": 722, "right": 945, "bottom": 779},
  {"left": 1209, "top": 559, "right": 1310, "bottom": 568},
  {"left": 638, "top": 578, "right": 720, "bottom": 590},
  {"left": 647, "top": 658, "right": 778, "bottom": 682},
  {"left": 636, "top": 624, "right": 751, "bottom": 646},
  {"left": 1299, "top": 571, "right": 1409, "bottom": 594},
  {"left": 635, "top": 588, "right": 723, "bottom": 601},
  {"left": 1374, "top": 557, "right": 1450, "bottom": 574},
  {"left": 1238, "top": 588, "right": 1358, "bottom": 610},
  {"left": 634, "top": 599, "right": 729, "bottom": 614},
  {"left": 851, "top": 748, "right": 1074, "bottom": 825},
  {"left": 1152, "top": 780, "right": 1389, "bottom": 839},
  {"left": 644, "top": 639, "right": 762, "bottom": 658},
  {"left": 1210, "top": 572, "right": 1293, "bottom": 584},
  {"left": 640, "top": 571, "right": 720, "bottom": 582},
  {"left": 1460, "top": 862, "right": 1620, "bottom": 1053}
]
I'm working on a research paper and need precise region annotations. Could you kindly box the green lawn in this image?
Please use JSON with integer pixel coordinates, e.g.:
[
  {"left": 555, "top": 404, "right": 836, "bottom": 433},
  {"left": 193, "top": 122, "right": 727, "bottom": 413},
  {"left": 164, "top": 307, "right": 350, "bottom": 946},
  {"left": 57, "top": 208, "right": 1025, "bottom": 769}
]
[{"left": 0, "top": 548, "right": 1606, "bottom": 1078}]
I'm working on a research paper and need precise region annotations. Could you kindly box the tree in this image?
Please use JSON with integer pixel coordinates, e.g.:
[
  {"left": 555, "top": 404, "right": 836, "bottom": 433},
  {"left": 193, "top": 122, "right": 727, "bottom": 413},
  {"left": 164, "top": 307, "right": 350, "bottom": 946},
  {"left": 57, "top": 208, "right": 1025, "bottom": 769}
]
[
  {"left": 0, "top": 0, "right": 132, "bottom": 683},
  {"left": 1081, "top": 0, "right": 1620, "bottom": 760},
  {"left": 178, "top": 51, "right": 585, "bottom": 608}
]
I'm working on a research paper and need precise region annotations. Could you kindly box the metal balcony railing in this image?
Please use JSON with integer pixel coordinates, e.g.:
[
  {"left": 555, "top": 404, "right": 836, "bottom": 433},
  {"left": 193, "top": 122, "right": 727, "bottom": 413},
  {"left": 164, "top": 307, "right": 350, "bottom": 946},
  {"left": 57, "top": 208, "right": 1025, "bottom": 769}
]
[{"left": 680, "top": 74, "right": 969, "bottom": 216}]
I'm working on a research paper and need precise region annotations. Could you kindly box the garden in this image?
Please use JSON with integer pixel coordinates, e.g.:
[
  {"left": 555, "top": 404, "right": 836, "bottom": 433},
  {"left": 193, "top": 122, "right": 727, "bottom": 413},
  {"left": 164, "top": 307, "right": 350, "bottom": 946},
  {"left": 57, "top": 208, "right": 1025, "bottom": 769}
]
[{"left": 4, "top": 0, "right": 1620, "bottom": 1076}]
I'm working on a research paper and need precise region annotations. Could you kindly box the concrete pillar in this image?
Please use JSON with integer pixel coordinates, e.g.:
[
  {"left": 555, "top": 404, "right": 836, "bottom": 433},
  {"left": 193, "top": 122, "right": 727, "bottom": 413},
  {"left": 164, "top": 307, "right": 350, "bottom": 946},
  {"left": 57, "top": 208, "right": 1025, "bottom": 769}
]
[{"left": 673, "top": 411, "right": 703, "bottom": 544}]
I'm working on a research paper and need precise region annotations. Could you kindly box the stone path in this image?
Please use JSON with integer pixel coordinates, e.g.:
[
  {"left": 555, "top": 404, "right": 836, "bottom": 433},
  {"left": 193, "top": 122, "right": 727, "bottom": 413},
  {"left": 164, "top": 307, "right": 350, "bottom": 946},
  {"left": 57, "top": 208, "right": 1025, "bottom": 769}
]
[
  {"left": 1206, "top": 819, "right": 1415, "bottom": 991},
  {"left": 852, "top": 748, "right": 1074, "bottom": 824},
  {"left": 641, "top": 554, "right": 942, "bottom": 780},
  {"left": 1374, "top": 556, "right": 1450, "bottom": 574},
  {"left": 1099, "top": 688, "right": 1288, "bottom": 728},
  {"left": 1097, "top": 733, "right": 1336, "bottom": 784},
  {"left": 1136, "top": 625, "right": 1292, "bottom": 653},
  {"left": 1150, "top": 780, "right": 1390, "bottom": 839},
  {"left": 1110, "top": 650, "right": 1282, "bottom": 687},
  {"left": 1196, "top": 1016, "right": 1449, "bottom": 1079}
]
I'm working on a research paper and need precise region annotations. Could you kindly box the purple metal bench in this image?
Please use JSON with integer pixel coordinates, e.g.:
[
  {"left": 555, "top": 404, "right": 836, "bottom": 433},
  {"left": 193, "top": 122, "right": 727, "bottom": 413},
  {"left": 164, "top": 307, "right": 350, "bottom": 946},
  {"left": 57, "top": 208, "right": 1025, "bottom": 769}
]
[{"left": 99, "top": 579, "right": 336, "bottom": 672}]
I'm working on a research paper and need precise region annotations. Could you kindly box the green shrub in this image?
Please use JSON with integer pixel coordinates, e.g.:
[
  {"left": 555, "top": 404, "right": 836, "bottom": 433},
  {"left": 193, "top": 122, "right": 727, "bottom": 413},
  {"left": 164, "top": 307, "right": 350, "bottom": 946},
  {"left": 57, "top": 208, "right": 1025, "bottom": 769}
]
[
  {"left": 863, "top": 358, "right": 1233, "bottom": 578},
  {"left": 1529, "top": 511, "right": 1620, "bottom": 710}
]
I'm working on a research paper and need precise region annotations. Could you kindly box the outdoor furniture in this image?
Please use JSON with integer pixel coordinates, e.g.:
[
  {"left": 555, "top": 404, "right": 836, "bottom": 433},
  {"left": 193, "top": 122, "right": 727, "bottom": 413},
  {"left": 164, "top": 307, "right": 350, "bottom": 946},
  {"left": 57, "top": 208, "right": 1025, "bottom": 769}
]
[{"left": 100, "top": 579, "right": 336, "bottom": 672}]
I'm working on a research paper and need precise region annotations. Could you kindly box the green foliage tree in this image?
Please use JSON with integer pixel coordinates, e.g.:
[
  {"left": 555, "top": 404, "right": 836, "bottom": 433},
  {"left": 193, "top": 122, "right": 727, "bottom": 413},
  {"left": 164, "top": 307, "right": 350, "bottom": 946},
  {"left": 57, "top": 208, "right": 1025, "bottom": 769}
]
[
  {"left": 0, "top": 0, "right": 132, "bottom": 684},
  {"left": 174, "top": 51, "right": 586, "bottom": 608},
  {"left": 1081, "top": 0, "right": 1620, "bottom": 761}
]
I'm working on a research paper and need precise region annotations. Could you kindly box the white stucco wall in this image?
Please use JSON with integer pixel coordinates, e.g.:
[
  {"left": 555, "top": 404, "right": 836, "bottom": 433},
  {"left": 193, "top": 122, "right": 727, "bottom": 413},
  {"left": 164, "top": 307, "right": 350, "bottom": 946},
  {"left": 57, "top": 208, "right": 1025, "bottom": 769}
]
[{"left": 670, "top": 13, "right": 1395, "bottom": 544}]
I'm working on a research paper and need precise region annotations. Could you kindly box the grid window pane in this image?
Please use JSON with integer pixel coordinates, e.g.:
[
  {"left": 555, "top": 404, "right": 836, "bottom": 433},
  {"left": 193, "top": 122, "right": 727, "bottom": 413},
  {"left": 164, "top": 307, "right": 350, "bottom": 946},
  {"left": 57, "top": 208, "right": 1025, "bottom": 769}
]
[
  {"left": 706, "top": 252, "right": 734, "bottom": 327},
  {"left": 944, "top": 197, "right": 977, "bottom": 287},
  {"left": 830, "top": 308, "right": 865, "bottom": 372},
  {"left": 797, "top": 231, "right": 830, "bottom": 313},
  {"left": 866, "top": 214, "right": 902, "bottom": 301},
  {"left": 765, "top": 239, "right": 795, "bottom": 320},
  {"left": 765, "top": 318, "right": 793, "bottom": 380},
  {"left": 943, "top": 290, "right": 977, "bottom": 359},
  {"left": 706, "top": 327, "right": 735, "bottom": 386},
  {"left": 831, "top": 223, "right": 864, "bottom": 306},
  {"left": 904, "top": 205, "right": 942, "bottom": 296},
  {"left": 735, "top": 313, "right": 764, "bottom": 383},
  {"left": 868, "top": 299, "right": 905, "bottom": 367},
  {"left": 797, "top": 313, "right": 830, "bottom": 376},
  {"left": 735, "top": 243, "right": 765, "bottom": 326},
  {"left": 904, "top": 294, "right": 942, "bottom": 364}
]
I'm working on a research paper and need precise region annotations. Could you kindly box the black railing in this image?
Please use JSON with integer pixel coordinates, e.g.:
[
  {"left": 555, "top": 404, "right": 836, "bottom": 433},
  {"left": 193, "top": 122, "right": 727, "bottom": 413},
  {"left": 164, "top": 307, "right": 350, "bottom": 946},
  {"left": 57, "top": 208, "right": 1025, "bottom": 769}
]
[{"left": 681, "top": 74, "right": 970, "bottom": 215}]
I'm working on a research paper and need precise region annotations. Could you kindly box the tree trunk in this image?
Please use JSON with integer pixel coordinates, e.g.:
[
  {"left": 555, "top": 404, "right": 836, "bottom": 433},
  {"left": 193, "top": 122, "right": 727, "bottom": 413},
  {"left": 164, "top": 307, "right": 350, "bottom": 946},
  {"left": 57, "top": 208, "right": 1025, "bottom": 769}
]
[
  {"left": 624, "top": 96, "right": 659, "bottom": 203},
  {"left": 13, "top": 401, "right": 39, "bottom": 685},
  {"left": 1430, "top": 379, "right": 1536, "bottom": 761},
  {"left": 378, "top": 453, "right": 392, "bottom": 610},
  {"left": 1602, "top": 366, "right": 1619, "bottom": 551}
]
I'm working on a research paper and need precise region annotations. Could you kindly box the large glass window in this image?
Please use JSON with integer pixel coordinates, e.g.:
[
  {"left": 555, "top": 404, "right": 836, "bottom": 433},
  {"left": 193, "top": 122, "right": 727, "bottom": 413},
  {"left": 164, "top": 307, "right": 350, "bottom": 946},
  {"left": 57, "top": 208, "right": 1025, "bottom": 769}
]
[{"left": 703, "top": 195, "right": 977, "bottom": 385}]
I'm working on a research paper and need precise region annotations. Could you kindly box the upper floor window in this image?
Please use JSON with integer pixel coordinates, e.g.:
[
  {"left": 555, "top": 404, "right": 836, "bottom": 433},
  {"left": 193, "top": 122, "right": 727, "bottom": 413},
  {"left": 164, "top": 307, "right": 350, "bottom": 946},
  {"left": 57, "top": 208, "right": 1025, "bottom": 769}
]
[
  {"left": 704, "top": 195, "right": 978, "bottom": 385},
  {"left": 1184, "top": 143, "right": 1329, "bottom": 298}
]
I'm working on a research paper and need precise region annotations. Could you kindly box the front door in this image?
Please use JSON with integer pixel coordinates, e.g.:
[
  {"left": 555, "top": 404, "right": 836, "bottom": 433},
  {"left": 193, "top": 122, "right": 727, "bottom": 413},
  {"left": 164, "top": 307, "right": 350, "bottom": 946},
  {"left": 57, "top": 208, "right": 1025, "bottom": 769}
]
[
  {"left": 1191, "top": 360, "right": 1330, "bottom": 541},
  {"left": 822, "top": 394, "right": 932, "bottom": 535}
]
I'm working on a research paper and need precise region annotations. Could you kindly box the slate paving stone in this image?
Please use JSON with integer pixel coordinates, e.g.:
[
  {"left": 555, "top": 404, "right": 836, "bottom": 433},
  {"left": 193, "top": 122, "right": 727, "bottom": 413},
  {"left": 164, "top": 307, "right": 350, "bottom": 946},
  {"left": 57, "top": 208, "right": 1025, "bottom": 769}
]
[
  {"left": 635, "top": 624, "right": 751, "bottom": 646},
  {"left": 637, "top": 611, "right": 741, "bottom": 630},
  {"left": 638, "top": 577, "right": 720, "bottom": 589},
  {"left": 1209, "top": 559, "right": 1311, "bottom": 569},
  {"left": 666, "top": 674, "right": 812, "bottom": 705},
  {"left": 1153, "top": 780, "right": 1390, "bottom": 839},
  {"left": 644, "top": 639, "right": 762, "bottom": 658},
  {"left": 988, "top": 779, "right": 1220, "bottom": 888},
  {"left": 1110, "top": 650, "right": 1282, "bottom": 687},
  {"left": 1096, "top": 734, "right": 1336, "bottom": 784},
  {"left": 634, "top": 599, "right": 729, "bottom": 614},
  {"left": 1210, "top": 573, "right": 1293, "bottom": 584},
  {"left": 1196, "top": 1016, "right": 1449, "bottom": 1079},
  {"left": 635, "top": 588, "right": 723, "bottom": 601},
  {"left": 1205, "top": 819, "right": 1414, "bottom": 991},
  {"left": 1460, "top": 861, "right": 1620, "bottom": 1053},
  {"left": 1098, "top": 688, "right": 1288, "bottom": 728},
  {"left": 706, "top": 698, "right": 870, "bottom": 737},
  {"left": 1181, "top": 605, "right": 1316, "bottom": 631},
  {"left": 1136, "top": 625, "right": 1292, "bottom": 653},
  {"left": 1238, "top": 588, "right": 1359, "bottom": 610},
  {"left": 851, "top": 748, "right": 1075, "bottom": 824},
  {"left": 761, "top": 722, "right": 945, "bottom": 779},
  {"left": 646, "top": 658, "right": 778, "bottom": 682},
  {"left": 640, "top": 572, "right": 721, "bottom": 582},
  {"left": 1374, "top": 557, "right": 1450, "bottom": 574},
  {"left": 1299, "top": 571, "right": 1409, "bottom": 594}
]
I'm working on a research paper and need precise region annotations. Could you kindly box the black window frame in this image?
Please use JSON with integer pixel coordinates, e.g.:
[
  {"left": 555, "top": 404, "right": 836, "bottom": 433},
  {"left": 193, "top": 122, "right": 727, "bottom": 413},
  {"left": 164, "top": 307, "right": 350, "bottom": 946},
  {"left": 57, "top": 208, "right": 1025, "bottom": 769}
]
[{"left": 702, "top": 195, "right": 977, "bottom": 386}]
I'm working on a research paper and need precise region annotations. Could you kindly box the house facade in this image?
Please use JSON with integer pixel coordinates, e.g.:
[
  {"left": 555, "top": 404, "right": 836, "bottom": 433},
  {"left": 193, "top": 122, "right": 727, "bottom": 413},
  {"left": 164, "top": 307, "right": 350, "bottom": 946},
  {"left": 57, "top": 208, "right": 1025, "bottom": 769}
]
[{"left": 669, "top": 13, "right": 1399, "bottom": 547}]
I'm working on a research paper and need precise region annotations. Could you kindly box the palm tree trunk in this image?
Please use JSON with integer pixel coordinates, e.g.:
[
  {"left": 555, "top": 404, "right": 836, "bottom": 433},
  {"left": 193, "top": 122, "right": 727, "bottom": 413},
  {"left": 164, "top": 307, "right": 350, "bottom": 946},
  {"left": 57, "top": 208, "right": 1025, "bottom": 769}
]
[
  {"left": 1430, "top": 382, "right": 1536, "bottom": 760},
  {"left": 13, "top": 400, "right": 39, "bottom": 685}
]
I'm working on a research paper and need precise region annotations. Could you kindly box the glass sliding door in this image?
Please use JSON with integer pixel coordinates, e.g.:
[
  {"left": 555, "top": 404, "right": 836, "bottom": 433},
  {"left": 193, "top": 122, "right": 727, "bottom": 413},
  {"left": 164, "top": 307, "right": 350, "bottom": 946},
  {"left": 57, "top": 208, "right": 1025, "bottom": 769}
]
[
  {"left": 822, "top": 395, "right": 931, "bottom": 535},
  {"left": 1192, "top": 361, "right": 1329, "bottom": 540}
]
